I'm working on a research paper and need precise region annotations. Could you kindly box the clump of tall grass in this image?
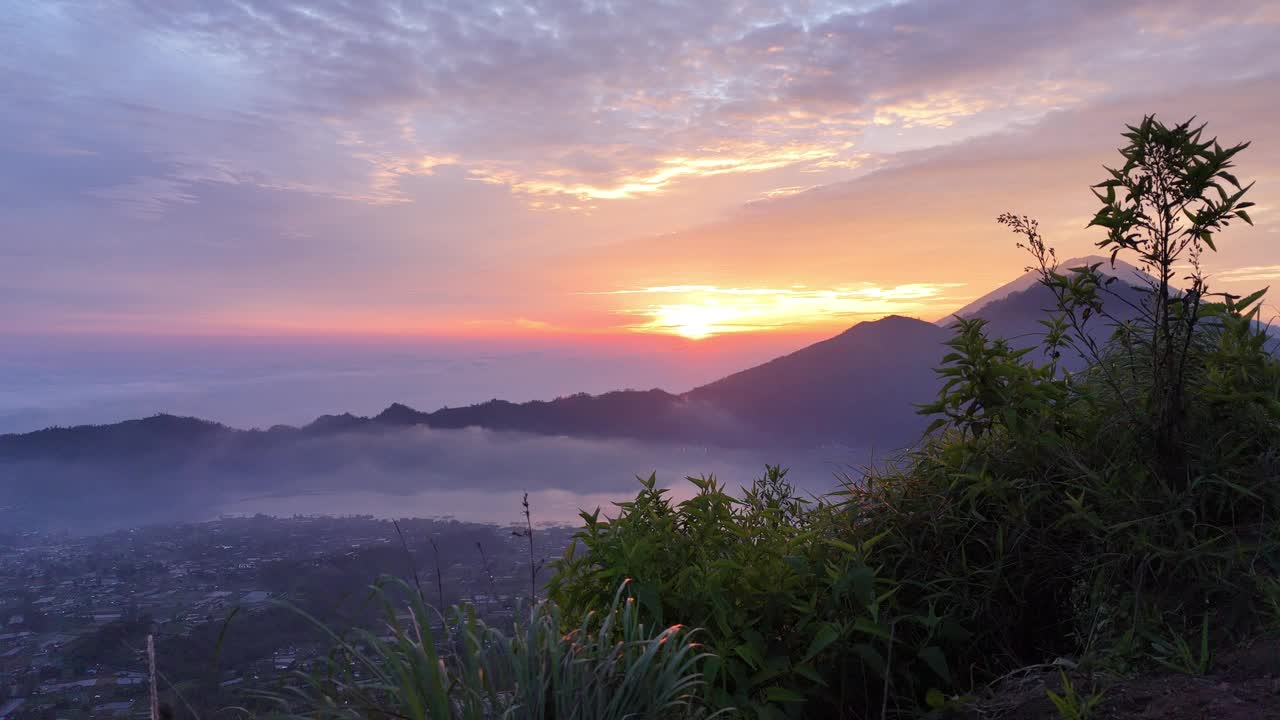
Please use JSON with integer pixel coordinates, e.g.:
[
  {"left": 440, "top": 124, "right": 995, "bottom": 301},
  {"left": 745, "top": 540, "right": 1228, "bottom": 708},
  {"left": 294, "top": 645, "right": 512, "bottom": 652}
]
[{"left": 256, "top": 578, "right": 721, "bottom": 719}]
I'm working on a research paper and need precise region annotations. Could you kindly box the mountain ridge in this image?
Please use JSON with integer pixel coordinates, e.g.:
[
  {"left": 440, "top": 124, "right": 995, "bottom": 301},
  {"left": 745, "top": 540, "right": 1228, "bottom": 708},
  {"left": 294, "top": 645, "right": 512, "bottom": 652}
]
[
  {"left": 0, "top": 271, "right": 1159, "bottom": 457},
  {"left": 942, "top": 254, "right": 1153, "bottom": 324},
  {"left": 0, "top": 314, "right": 946, "bottom": 454}
]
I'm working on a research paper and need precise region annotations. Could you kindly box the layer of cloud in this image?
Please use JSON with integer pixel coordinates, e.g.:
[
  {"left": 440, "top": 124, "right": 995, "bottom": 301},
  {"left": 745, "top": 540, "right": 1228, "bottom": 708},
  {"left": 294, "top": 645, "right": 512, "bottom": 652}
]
[
  {"left": 2, "top": 0, "right": 1279, "bottom": 336},
  {"left": 1214, "top": 265, "right": 1280, "bottom": 283},
  {"left": 7, "top": 0, "right": 1279, "bottom": 213}
]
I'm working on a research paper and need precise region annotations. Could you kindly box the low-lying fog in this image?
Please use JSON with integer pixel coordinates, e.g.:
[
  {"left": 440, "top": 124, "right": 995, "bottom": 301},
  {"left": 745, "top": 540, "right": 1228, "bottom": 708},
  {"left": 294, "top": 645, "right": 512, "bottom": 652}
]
[{"left": 0, "top": 425, "right": 873, "bottom": 534}]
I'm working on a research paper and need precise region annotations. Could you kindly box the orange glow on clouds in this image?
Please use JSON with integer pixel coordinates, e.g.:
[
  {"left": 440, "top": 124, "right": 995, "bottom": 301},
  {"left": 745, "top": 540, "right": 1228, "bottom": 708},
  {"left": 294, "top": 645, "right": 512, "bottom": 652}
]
[
  {"left": 599, "top": 283, "right": 966, "bottom": 339},
  {"left": 474, "top": 143, "right": 860, "bottom": 202}
]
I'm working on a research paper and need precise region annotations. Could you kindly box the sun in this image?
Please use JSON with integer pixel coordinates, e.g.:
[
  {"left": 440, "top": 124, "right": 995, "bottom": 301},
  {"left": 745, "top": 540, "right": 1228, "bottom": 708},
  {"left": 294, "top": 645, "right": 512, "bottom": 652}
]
[
  {"left": 647, "top": 302, "right": 751, "bottom": 340},
  {"left": 612, "top": 281, "right": 963, "bottom": 340}
]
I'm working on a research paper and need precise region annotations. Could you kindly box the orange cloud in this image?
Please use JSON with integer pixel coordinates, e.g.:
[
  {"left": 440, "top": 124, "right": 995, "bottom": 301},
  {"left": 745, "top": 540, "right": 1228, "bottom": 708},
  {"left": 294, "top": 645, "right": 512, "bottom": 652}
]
[{"left": 472, "top": 143, "right": 857, "bottom": 201}]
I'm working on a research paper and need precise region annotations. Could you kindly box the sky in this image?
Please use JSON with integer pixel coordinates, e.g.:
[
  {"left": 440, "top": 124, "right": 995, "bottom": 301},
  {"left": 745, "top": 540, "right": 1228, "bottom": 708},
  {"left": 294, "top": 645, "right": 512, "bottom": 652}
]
[{"left": 2, "top": 0, "right": 1280, "bottom": 429}]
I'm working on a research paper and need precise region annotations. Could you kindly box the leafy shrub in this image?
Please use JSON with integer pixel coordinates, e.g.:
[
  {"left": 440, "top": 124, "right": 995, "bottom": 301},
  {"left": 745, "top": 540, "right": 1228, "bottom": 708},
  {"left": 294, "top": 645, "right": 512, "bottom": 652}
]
[
  {"left": 549, "top": 469, "right": 965, "bottom": 718},
  {"left": 549, "top": 116, "right": 1280, "bottom": 717},
  {"left": 848, "top": 116, "right": 1279, "bottom": 689}
]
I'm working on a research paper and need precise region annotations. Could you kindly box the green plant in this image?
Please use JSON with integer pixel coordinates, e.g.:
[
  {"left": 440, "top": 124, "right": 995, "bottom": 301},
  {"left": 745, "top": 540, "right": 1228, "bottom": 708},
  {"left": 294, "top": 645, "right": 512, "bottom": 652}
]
[
  {"left": 256, "top": 578, "right": 719, "bottom": 719},
  {"left": 1045, "top": 671, "right": 1105, "bottom": 720},
  {"left": 1147, "top": 615, "right": 1212, "bottom": 676},
  {"left": 919, "top": 315, "right": 1067, "bottom": 440},
  {"left": 992, "top": 115, "right": 1278, "bottom": 667},
  {"left": 1089, "top": 117, "right": 1254, "bottom": 457},
  {"left": 549, "top": 469, "right": 933, "bottom": 718},
  {"left": 1256, "top": 575, "right": 1280, "bottom": 631}
]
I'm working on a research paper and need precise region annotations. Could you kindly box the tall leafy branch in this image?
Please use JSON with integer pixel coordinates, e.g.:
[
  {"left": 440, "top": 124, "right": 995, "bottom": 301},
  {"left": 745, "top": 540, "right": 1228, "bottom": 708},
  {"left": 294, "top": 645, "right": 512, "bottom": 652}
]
[{"left": 1089, "top": 116, "right": 1256, "bottom": 468}]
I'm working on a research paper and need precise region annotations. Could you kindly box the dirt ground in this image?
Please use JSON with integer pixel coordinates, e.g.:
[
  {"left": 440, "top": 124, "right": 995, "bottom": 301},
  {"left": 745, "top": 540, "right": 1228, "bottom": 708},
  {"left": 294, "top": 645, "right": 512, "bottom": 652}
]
[{"left": 967, "top": 635, "right": 1280, "bottom": 719}]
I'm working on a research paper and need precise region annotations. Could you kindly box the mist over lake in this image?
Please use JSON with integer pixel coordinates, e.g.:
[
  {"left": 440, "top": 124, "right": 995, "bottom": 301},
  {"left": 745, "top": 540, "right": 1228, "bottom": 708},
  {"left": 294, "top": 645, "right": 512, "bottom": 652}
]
[{"left": 0, "top": 423, "right": 867, "bottom": 534}]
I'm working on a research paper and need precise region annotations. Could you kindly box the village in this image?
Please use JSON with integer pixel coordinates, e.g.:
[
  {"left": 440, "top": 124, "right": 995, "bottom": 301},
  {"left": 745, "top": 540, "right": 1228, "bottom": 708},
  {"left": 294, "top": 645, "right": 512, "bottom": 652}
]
[{"left": 0, "top": 515, "right": 574, "bottom": 719}]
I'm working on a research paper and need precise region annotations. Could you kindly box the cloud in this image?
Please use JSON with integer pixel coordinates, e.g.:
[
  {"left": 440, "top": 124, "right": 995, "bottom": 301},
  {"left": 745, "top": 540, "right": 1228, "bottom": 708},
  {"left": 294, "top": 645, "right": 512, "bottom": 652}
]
[
  {"left": 1215, "top": 266, "right": 1280, "bottom": 283},
  {"left": 552, "top": 70, "right": 1280, "bottom": 323},
  {"left": 3, "top": 0, "right": 1280, "bottom": 335},
  {"left": 8, "top": 0, "right": 1279, "bottom": 214},
  {"left": 473, "top": 143, "right": 854, "bottom": 201}
]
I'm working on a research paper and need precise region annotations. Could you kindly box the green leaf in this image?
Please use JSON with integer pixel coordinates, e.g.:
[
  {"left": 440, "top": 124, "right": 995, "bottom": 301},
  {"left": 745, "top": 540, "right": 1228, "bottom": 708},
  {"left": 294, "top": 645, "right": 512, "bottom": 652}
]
[
  {"left": 823, "top": 539, "right": 859, "bottom": 554},
  {"left": 1234, "top": 287, "right": 1268, "bottom": 313},
  {"left": 703, "top": 655, "right": 722, "bottom": 685},
  {"left": 918, "top": 645, "right": 952, "bottom": 685},
  {"left": 1199, "top": 302, "right": 1226, "bottom": 317},
  {"left": 851, "top": 643, "right": 887, "bottom": 678},
  {"left": 926, "top": 688, "right": 947, "bottom": 709},
  {"left": 763, "top": 686, "right": 805, "bottom": 703},
  {"left": 734, "top": 643, "right": 764, "bottom": 670},
  {"left": 792, "top": 663, "right": 828, "bottom": 686},
  {"left": 804, "top": 623, "right": 841, "bottom": 662}
]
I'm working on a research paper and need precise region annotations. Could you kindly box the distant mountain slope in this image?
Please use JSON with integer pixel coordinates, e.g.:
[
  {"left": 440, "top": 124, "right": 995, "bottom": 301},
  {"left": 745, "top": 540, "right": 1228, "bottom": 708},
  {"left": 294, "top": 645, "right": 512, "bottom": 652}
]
[
  {"left": 0, "top": 317, "right": 952, "bottom": 456},
  {"left": 0, "top": 414, "right": 235, "bottom": 460},
  {"left": 945, "top": 255, "right": 1151, "bottom": 324},
  {"left": 687, "top": 315, "right": 949, "bottom": 447},
  {"left": 372, "top": 389, "right": 725, "bottom": 445},
  {"left": 356, "top": 315, "right": 951, "bottom": 449},
  {"left": 967, "top": 278, "right": 1152, "bottom": 359}
]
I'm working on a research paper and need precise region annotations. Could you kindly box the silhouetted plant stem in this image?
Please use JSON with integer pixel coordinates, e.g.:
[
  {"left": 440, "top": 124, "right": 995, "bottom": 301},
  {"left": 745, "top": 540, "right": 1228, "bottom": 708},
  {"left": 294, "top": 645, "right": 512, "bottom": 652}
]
[
  {"left": 475, "top": 541, "right": 497, "bottom": 602},
  {"left": 392, "top": 520, "right": 425, "bottom": 601},
  {"left": 429, "top": 536, "right": 445, "bottom": 612},
  {"left": 522, "top": 491, "right": 537, "bottom": 602}
]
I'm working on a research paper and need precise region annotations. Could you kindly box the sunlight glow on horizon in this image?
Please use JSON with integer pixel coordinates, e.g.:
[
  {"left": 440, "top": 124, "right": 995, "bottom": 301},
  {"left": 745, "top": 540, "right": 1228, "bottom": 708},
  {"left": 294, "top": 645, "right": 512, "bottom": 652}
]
[{"left": 610, "top": 283, "right": 967, "bottom": 339}]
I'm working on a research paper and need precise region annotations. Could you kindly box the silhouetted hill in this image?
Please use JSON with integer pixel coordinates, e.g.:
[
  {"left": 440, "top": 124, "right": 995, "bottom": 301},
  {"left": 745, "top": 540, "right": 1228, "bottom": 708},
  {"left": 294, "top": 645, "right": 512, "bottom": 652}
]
[
  {"left": 415, "top": 390, "right": 717, "bottom": 442},
  {"left": 965, "top": 279, "right": 1152, "bottom": 367},
  {"left": 0, "top": 414, "right": 233, "bottom": 461},
  {"left": 686, "top": 315, "right": 949, "bottom": 446},
  {"left": 303, "top": 412, "right": 368, "bottom": 434},
  {"left": 946, "top": 255, "right": 1152, "bottom": 322},
  {"left": 347, "top": 316, "right": 952, "bottom": 448}
]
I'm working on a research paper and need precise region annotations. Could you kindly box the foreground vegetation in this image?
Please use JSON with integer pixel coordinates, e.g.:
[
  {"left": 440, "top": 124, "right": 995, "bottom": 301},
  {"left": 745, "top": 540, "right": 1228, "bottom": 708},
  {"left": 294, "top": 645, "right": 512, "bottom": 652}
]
[
  {"left": 256, "top": 578, "right": 720, "bottom": 719},
  {"left": 276, "top": 116, "right": 1275, "bottom": 718}
]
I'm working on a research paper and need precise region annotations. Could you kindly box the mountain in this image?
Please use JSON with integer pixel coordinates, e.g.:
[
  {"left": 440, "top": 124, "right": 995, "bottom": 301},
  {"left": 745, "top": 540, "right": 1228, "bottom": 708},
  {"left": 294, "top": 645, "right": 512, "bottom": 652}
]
[
  {"left": 0, "top": 265, "right": 1158, "bottom": 464},
  {"left": 943, "top": 255, "right": 1151, "bottom": 324},
  {"left": 964, "top": 276, "right": 1151, "bottom": 359},
  {"left": 373, "top": 390, "right": 719, "bottom": 444},
  {"left": 401, "top": 288, "right": 1146, "bottom": 450},
  {"left": 341, "top": 315, "right": 948, "bottom": 449},
  {"left": 0, "top": 414, "right": 235, "bottom": 461},
  {"left": 686, "top": 315, "right": 949, "bottom": 447}
]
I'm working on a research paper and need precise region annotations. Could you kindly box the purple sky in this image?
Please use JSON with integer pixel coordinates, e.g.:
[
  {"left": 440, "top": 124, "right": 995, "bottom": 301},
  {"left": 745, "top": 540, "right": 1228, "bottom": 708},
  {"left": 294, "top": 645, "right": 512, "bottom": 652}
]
[{"left": 2, "top": 0, "right": 1279, "bottom": 428}]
